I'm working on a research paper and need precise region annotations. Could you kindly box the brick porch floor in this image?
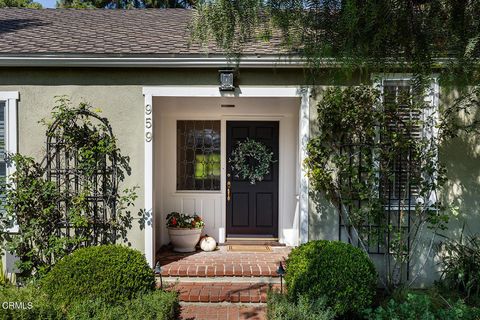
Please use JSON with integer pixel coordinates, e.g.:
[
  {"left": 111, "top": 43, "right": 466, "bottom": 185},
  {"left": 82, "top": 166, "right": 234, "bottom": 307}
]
[{"left": 157, "top": 245, "right": 291, "bottom": 277}]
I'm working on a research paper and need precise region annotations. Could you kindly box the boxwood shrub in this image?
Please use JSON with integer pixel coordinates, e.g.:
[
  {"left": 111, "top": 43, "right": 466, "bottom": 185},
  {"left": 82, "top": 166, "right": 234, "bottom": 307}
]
[
  {"left": 285, "top": 240, "right": 377, "bottom": 316},
  {"left": 41, "top": 245, "right": 155, "bottom": 308}
]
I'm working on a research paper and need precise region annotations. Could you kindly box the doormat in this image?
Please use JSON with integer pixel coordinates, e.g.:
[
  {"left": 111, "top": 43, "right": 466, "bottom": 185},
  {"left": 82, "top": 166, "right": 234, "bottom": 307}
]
[{"left": 227, "top": 245, "right": 272, "bottom": 252}]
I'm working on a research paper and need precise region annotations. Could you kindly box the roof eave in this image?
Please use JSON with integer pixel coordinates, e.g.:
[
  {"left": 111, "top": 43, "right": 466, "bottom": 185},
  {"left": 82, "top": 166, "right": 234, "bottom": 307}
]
[{"left": 0, "top": 55, "right": 307, "bottom": 68}]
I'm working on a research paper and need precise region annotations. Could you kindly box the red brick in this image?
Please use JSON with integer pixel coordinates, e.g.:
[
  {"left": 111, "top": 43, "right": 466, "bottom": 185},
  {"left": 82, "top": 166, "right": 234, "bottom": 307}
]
[
  {"left": 199, "top": 290, "right": 210, "bottom": 302},
  {"left": 230, "top": 293, "right": 240, "bottom": 302}
]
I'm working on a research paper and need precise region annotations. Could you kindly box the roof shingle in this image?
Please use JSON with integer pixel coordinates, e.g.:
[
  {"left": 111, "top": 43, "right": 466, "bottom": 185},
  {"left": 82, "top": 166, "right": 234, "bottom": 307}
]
[{"left": 0, "top": 8, "right": 284, "bottom": 56}]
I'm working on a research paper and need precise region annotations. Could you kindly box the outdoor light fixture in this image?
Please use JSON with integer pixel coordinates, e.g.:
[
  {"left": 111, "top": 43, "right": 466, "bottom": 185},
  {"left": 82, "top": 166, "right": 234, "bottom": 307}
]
[
  {"left": 219, "top": 69, "right": 235, "bottom": 91},
  {"left": 154, "top": 261, "right": 163, "bottom": 289},
  {"left": 276, "top": 261, "right": 286, "bottom": 293}
]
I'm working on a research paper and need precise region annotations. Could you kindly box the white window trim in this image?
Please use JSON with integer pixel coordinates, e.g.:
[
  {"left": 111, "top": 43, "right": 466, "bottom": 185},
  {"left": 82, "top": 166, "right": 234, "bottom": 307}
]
[
  {"left": 1, "top": 91, "right": 19, "bottom": 233},
  {"left": 373, "top": 74, "right": 440, "bottom": 209}
]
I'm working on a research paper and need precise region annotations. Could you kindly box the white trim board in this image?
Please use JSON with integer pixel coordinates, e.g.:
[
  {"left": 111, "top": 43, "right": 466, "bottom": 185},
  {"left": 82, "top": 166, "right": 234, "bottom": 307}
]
[
  {"left": 143, "top": 86, "right": 310, "bottom": 267},
  {"left": 1, "top": 91, "right": 19, "bottom": 233},
  {"left": 0, "top": 56, "right": 306, "bottom": 68}
]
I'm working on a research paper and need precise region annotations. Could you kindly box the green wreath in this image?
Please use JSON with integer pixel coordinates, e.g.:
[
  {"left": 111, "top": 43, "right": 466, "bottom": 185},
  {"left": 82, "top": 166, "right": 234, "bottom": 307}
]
[{"left": 229, "top": 138, "right": 275, "bottom": 184}]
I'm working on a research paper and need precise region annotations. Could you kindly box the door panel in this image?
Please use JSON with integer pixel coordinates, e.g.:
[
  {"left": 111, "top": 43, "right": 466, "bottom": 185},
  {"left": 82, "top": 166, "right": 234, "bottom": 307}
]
[{"left": 226, "top": 121, "right": 279, "bottom": 237}]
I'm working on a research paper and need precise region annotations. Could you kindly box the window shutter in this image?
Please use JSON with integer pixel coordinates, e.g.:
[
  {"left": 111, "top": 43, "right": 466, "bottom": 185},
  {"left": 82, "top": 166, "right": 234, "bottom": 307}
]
[{"left": 381, "top": 80, "right": 422, "bottom": 208}]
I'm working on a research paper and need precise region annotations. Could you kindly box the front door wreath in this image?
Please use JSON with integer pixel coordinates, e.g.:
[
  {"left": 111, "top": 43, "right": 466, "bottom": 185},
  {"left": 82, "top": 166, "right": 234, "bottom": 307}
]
[{"left": 229, "top": 138, "right": 275, "bottom": 184}]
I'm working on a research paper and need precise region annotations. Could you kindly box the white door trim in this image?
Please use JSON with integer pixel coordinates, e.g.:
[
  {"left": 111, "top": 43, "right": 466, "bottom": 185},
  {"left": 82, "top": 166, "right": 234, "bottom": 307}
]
[{"left": 143, "top": 86, "right": 309, "bottom": 267}]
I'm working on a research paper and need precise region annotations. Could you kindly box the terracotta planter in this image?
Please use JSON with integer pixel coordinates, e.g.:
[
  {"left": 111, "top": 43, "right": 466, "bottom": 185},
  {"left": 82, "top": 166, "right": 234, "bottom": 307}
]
[{"left": 167, "top": 227, "right": 203, "bottom": 252}]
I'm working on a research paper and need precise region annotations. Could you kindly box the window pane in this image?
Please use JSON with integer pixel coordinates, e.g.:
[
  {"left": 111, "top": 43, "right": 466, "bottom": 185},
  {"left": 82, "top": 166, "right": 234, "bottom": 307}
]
[{"left": 177, "top": 120, "right": 221, "bottom": 191}]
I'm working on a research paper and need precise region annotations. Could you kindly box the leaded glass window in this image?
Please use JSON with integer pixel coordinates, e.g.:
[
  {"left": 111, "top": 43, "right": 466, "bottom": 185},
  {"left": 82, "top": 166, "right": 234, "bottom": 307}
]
[{"left": 177, "top": 120, "right": 221, "bottom": 191}]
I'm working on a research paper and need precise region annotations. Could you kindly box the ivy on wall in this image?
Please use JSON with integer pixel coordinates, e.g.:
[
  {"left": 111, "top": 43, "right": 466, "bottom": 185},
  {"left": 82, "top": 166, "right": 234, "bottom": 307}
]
[{"left": 0, "top": 97, "right": 139, "bottom": 278}]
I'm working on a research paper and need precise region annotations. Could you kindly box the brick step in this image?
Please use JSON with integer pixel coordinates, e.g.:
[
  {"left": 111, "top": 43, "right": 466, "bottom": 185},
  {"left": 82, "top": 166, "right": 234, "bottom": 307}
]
[
  {"left": 165, "top": 281, "right": 280, "bottom": 303},
  {"left": 160, "top": 263, "right": 280, "bottom": 277},
  {"left": 180, "top": 302, "right": 266, "bottom": 320},
  {"left": 159, "top": 276, "right": 281, "bottom": 284}
]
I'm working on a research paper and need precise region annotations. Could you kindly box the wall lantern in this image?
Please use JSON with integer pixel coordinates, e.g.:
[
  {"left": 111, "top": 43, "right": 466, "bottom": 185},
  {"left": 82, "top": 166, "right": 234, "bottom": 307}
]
[
  {"left": 276, "top": 261, "right": 286, "bottom": 293},
  {"left": 219, "top": 69, "right": 235, "bottom": 91},
  {"left": 154, "top": 261, "right": 163, "bottom": 289}
]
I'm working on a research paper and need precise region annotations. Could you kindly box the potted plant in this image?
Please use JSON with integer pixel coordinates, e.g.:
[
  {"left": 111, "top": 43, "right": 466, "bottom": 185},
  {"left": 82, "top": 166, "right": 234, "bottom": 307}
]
[{"left": 166, "top": 212, "right": 204, "bottom": 252}]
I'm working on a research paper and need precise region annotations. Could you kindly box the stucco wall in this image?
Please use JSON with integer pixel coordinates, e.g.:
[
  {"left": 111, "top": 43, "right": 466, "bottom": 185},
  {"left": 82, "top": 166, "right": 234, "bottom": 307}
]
[
  {"left": 0, "top": 67, "right": 305, "bottom": 257},
  {"left": 1, "top": 66, "right": 478, "bottom": 288},
  {"left": 307, "top": 85, "right": 480, "bottom": 287}
]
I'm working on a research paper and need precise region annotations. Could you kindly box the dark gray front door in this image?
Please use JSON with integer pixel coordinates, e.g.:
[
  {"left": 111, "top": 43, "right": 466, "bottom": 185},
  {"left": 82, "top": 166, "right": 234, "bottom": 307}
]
[{"left": 226, "top": 121, "right": 279, "bottom": 238}]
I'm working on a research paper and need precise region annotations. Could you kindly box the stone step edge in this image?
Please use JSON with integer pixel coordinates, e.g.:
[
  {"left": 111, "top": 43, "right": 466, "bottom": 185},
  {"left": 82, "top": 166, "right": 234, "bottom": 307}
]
[
  {"left": 157, "top": 276, "right": 281, "bottom": 284},
  {"left": 160, "top": 269, "right": 280, "bottom": 278},
  {"left": 180, "top": 301, "right": 266, "bottom": 307}
]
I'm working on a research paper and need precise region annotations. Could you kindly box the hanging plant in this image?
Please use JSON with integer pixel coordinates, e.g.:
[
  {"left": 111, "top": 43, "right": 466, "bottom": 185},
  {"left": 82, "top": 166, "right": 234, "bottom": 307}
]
[{"left": 229, "top": 138, "right": 275, "bottom": 184}]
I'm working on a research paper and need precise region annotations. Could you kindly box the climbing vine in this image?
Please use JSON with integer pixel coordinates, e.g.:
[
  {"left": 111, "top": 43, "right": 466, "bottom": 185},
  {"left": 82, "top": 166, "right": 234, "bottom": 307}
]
[
  {"left": 0, "top": 97, "right": 139, "bottom": 277},
  {"left": 304, "top": 85, "right": 461, "bottom": 289}
]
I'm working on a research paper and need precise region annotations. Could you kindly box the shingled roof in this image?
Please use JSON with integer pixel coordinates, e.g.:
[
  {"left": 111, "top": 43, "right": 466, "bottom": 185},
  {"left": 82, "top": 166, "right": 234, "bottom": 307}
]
[{"left": 0, "top": 8, "right": 285, "bottom": 56}]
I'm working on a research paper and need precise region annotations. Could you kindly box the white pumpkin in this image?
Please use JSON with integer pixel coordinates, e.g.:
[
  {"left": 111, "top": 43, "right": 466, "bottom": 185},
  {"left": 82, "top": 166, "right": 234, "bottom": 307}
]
[{"left": 200, "top": 235, "right": 217, "bottom": 251}]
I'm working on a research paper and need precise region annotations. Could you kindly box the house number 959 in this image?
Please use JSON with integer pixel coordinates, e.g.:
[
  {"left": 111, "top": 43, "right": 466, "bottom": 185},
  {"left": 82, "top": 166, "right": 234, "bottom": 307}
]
[{"left": 145, "top": 104, "right": 152, "bottom": 142}]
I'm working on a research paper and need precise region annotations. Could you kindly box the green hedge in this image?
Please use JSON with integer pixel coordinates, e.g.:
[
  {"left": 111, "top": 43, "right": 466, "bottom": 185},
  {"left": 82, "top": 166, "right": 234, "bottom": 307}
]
[
  {"left": 0, "top": 286, "right": 63, "bottom": 320},
  {"left": 41, "top": 245, "right": 155, "bottom": 308},
  {"left": 267, "top": 291, "right": 335, "bottom": 320},
  {"left": 67, "top": 290, "right": 179, "bottom": 320},
  {"left": 285, "top": 240, "right": 377, "bottom": 316},
  {"left": 0, "top": 286, "right": 178, "bottom": 320},
  {"left": 365, "top": 293, "right": 480, "bottom": 320}
]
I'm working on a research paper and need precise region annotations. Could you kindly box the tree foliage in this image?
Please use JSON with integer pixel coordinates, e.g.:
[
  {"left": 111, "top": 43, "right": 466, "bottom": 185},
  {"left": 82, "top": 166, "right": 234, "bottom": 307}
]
[
  {"left": 0, "top": 0, "right": 41, "bottom": 8},
  {"left": 192, "top": 0, "right": 480, "bottom": 82},
  {"left": 0, "top": 98, "right": 139, "bottom": 277},
  {"left": 56, "top": 0, "right": 192, "bottom": 8}
]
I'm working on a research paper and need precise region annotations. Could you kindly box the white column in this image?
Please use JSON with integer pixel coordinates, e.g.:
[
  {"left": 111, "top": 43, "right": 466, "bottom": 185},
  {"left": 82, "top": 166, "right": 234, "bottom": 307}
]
[
  {"left": 298, "top": 88, "right": 310, "bottom": 244},
  {"left": 144, "top": 94, "right": 154, "bottom": 267}
]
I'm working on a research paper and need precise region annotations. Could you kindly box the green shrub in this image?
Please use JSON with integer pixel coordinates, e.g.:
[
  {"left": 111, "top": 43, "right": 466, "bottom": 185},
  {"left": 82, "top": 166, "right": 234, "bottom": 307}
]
[
  {"left": 0, "top": 287, "right": 179, "bottom": 320},
  {"left": 365, "top": 293, "right": 480, "bottom": 320},
  {"left": 441, "top": 234, "right": 480, "bottom": 302},
  {"left": 67, "top": 290, "right": 179, "bottom": 320},
  {"left": 41, "top": 245, "right": 155, "bottom": 308},
  {"left": 0, "top": 286, "right": 63, "bottom": 320},
  {"left": 267, "top": 291, "right": 335, "bottom": 320},
  {"left": 285, "top": 240, "right": 377, "bottom": 316}
]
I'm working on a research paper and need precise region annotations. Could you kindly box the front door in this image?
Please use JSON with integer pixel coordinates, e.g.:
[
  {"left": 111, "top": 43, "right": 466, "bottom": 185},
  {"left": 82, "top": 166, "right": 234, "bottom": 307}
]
[{"left": 226, "top": 121, "right": 279, "bottom": 238}]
